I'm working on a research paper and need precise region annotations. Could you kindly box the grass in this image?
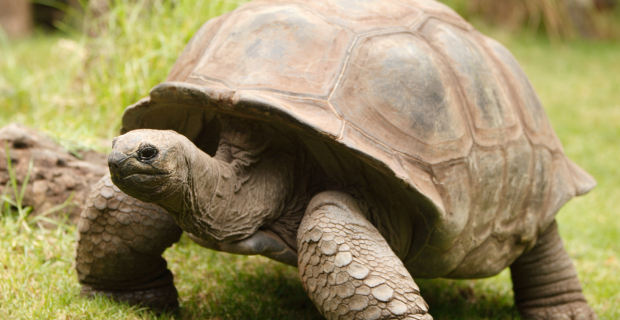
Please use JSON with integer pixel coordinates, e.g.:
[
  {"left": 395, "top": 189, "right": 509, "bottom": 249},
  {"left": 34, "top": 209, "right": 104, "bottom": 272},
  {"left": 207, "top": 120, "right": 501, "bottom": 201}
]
[
  {"left": 1, "top": 0, "right": 619, "bottom": 319},
  {"left": 0, "top": 0, "right": 250, "bottom": 150},
  {"left": 511, "top": 36, "right": 620, "bottom": 318}
]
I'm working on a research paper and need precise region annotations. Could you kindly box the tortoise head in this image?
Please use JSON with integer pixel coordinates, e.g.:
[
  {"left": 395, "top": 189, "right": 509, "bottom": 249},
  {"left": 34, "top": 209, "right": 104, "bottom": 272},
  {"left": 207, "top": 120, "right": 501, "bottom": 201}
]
[{"left": 108, "top": 129, "right": 192, "bottom": 203}]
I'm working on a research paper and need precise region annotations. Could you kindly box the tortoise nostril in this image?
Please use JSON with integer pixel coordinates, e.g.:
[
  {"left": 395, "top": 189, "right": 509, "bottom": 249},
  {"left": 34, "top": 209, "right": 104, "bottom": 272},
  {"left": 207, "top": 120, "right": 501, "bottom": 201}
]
[{"left": 108, "top": 151, "right": 127, "bottom": 171}]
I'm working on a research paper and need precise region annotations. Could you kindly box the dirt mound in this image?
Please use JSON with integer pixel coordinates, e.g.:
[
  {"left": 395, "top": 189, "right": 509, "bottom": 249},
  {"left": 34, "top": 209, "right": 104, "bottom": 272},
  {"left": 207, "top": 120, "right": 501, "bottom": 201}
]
[{"left": 0, "top": 123, "right": 108, "bottom": 224}]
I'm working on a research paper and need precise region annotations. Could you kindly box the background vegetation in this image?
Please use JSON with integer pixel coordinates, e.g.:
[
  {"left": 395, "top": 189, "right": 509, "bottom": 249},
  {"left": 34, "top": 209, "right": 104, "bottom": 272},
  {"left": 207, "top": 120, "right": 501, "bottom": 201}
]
[
  {"left": 1, "top": 0, "right": 619, "bottom": 319},
  {"left": 442, "top": 0, "right": 620, "bottom": 40}
]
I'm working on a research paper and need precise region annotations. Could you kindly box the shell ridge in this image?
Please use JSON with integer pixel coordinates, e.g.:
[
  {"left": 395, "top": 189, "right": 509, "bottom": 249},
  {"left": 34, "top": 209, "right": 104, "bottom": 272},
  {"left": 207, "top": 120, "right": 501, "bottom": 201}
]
[
  {"left": 393, "top": 0, "right": 471, "bottom": 30},
  {"left": 418, "top": 18, "right": 482, "bottom": 152},
  {"left": 327, "top": 35, "right": 357, "bottom": 103},
  {"left": 407, "top": 13, "right": 431, "bottom": 31},
  {"left": 488, "top": 146, "right": 512, "bottom": 237}
]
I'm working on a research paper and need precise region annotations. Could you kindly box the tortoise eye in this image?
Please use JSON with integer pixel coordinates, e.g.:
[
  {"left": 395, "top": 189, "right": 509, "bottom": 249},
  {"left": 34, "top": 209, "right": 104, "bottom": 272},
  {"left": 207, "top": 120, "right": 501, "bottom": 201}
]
[{"left": 138, "top": 147, "right": 158, "bottom": 161}]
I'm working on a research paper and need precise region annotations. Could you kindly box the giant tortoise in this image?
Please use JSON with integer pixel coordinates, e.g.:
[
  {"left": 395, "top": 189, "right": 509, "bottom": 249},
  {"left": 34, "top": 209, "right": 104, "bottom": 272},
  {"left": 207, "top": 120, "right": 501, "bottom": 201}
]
[{"left": 75, "top": 0, "right": 598, "bottom": 319}]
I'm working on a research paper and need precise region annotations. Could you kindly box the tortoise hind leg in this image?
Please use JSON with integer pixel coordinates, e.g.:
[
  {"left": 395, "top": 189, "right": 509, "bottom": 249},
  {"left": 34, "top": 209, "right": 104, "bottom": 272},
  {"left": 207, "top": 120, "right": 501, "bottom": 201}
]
[
  {"left": 298, "top": 191, "right": 432, "bottom": 320},
  {"left": 510, "top": 221, "right": 597, "bottom": 320},
  {"left": 76, "top": 174, "right": 183, "bottom": 311}
]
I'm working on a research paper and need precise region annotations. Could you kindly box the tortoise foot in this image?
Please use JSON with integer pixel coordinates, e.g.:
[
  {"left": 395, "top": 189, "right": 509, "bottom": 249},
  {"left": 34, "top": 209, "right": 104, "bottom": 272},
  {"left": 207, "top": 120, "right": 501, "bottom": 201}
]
[
  {"left": 81, "top": 283, "right": 179, "bottom": 312},
  {"left": 511, "top": 222, "right": 597, "bottom": 320},
  {"left": 76, "top": 174, "right": 183, "bottom": 313},
  {"left": 520, "top": 302, "right": 597, "bottom": 320}
]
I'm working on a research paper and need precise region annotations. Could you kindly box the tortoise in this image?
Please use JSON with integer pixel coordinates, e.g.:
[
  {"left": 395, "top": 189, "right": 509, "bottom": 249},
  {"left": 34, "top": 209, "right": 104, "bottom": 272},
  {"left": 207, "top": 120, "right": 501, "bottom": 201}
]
[{"left": 75, "top": 0, "right": 598, "bottom": 319}]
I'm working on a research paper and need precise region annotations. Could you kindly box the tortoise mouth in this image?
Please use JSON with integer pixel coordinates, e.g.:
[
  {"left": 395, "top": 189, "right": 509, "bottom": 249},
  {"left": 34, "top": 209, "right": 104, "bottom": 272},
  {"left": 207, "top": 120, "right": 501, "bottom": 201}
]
[
  {"left": 109, "top": 158, "right": 170, "bottom": 179},
  {"left": 123, "top": 171, "right": 170, "bottom": 179},
  {"left": 115, "top": 170, "right": 172, "bottom": 187},
  {"left": 111, "top": 171, "right": 175, "bottom": 202},
  {"left": 108, "top": 154, "right": 172, "bottom": 193}
]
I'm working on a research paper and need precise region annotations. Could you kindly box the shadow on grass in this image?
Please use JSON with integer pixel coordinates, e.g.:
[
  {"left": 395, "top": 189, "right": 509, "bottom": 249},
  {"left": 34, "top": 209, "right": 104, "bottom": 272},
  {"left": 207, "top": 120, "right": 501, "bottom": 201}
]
[
  {"left": 417, "top": 278, "right": 520, "bottom": 320},
  {"left": 177, "top": 264, "right": 322, "bottom": 320},
  {"left": 162, "top": 236, "right": 323, "bottom": 320},
  {"left": 157, "top": 236, "right": 520, "bottom": 320}
]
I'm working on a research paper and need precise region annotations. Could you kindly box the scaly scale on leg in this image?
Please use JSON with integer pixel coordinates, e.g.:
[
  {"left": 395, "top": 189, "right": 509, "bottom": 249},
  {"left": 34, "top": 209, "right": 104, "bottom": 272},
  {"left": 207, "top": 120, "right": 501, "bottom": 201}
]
[
  {"left": 298, "top": 191, "right": 433, "bottom": 320},
  {"left": 75, "top": 174, "right": 182, "bottom": 311}
]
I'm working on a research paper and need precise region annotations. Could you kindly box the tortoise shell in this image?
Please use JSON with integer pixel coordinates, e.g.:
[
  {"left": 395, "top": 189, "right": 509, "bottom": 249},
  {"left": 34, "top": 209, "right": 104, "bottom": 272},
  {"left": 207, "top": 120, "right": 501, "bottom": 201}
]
[{"left": 120, "top": 0, "right": 595, "bottom": 278}]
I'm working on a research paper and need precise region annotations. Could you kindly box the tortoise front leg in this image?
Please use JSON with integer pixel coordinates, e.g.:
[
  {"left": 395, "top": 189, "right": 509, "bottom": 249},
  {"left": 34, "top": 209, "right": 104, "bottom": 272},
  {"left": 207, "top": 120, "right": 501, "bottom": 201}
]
[
  {"left": 76, "top": 174, "right": 183, "bottom": 311},
  {"left": 298, "top": 191, "right": 432, "bottom": 320},
  {"left": 510, "top": 221, "right": 597, "bottom": 320}
]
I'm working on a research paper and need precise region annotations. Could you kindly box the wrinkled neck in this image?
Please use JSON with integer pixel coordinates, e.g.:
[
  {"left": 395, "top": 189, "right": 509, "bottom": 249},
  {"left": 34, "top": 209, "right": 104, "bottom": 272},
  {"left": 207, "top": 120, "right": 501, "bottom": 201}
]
[
  {"left": 157, "top": 118, "right": 296, "bottom": 243},
  {"left": 154, "top": 143, "right": 216, "bottom": 221}
]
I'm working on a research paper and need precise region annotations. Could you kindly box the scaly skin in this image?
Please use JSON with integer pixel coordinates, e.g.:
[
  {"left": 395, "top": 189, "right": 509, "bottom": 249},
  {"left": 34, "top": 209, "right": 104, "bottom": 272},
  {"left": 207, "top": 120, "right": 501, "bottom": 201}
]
[
  {"left": 75, "top": 174, "right": 182, "bottom": 311},
  {"left": 511, "top": 221, "right": 597, "bottom": 320},
  {"left": 298, "top": 191, "right": 432, "bottom": 320}
]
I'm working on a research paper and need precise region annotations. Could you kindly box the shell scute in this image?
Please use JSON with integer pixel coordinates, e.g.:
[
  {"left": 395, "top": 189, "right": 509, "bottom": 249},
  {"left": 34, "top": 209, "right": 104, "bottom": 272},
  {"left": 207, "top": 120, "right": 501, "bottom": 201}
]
[
  {"left": 421, "top": 19, "right": 521, "bottom": 147},
  {"left": 428, "top": 161, "right": 471, "bottom": 251},
  {"left": 167, "top": 15, "right": 229, "bottom": 82},
  {"left": 190, "top": 4, "right": 353, "bottom": 97},
  {"left": 330, "top": 32, "right": 471, "bottom": 165},
  {"left": 528, "top": 147, "right": 554, "bottom": 229},
  {"left": 468, "top": 147, "right": 505, "bottom": 244},
  {"left": 495, "top": 136, "right": 533, "bottom": 233},
  {"left": 483, "top": 37, "right": 561, "bottom": 151}
]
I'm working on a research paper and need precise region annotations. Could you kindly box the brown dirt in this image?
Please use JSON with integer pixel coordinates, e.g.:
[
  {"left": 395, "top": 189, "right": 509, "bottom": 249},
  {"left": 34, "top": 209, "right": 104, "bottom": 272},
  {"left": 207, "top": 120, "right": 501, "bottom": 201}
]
[{"left": 0, "top": 123, "right": 108, "bottom": 224}]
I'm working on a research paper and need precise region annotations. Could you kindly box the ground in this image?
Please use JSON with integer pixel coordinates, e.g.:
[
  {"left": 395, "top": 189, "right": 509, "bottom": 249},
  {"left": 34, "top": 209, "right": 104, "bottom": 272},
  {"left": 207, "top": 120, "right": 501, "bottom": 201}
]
[{"left": 0, "top": 0, "right": 618, "bottom": 319}]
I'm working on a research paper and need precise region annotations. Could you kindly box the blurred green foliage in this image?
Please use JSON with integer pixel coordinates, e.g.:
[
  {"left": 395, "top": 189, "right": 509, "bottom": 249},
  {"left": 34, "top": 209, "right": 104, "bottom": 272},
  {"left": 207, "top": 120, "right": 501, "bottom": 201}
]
[
  {"left": 0, "top": 0, "right": 619, "bottom": 319},
  {"left": 0, "top": 0, "right": 249, "bottom": 150},
  {"left": 441, "top": 0, "right": 620, "bottom": 40}
]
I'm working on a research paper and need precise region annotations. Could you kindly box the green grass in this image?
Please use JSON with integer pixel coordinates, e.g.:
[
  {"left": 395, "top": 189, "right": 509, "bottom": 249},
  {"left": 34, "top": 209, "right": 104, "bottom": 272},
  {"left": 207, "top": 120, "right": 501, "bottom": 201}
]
[
  {"left": 0, "top": 0, "right": 250, "bottom": 150},
  {"left": 1, "top": 0, "right": 619, "bottom": 319},
  {"left": 511, "top": 36, "right": 620, "bottom": 318}
]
